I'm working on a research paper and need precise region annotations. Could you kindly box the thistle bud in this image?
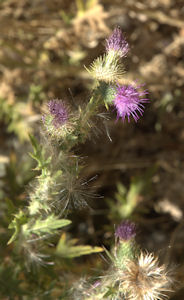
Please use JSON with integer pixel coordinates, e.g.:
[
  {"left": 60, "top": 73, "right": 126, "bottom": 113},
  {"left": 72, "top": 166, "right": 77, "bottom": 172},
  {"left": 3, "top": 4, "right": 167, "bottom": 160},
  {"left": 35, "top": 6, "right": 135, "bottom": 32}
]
[
  {"left": 106, "top": 27, "right": 129, "bottom": 58},
  {"left": 115, "top": 220, "right": 136, "bottom": 241},
  {"left": 87, "top": 28, "right": 128, "bottom": 83},
  {"left": 114, "top": 221, "right": 137, "bottom": 269}
]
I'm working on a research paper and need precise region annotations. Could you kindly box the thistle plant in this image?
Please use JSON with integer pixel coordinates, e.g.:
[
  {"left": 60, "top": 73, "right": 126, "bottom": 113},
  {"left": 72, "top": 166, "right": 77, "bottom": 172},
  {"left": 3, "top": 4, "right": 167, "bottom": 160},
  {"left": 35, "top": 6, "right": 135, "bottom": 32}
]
[
  {"left": 72, "top": 221, "right": 173, "bottom": 300},
  {"left": 5, "top": 27, "right": 173, "bottom": 298}
]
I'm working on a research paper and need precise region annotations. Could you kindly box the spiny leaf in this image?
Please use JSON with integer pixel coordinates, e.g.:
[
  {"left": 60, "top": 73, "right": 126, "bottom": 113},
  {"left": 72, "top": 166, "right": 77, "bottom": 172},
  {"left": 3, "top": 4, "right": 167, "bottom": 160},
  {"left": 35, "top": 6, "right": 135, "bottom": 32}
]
[
  {"left": 8, "top": 210, "right": 27, "bottom": 244},
  {"left": 29, "top": 134, "right": 51, "bottom": 171},
  {"left": 25, "top": 215, "right": 71, "bottom": 236},
  {"left": 29, "top": 134, "right": 40, "bottom": 152},
  {"left": 56, "top": 233, "right": 103, "bottom": 258}
]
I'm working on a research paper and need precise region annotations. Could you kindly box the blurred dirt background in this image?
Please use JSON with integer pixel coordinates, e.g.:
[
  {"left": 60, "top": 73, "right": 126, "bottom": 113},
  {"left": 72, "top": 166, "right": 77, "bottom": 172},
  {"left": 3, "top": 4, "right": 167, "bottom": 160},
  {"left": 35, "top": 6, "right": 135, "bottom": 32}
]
[{"left": 0, "top": 0, "right": 184, "bottom": 298}]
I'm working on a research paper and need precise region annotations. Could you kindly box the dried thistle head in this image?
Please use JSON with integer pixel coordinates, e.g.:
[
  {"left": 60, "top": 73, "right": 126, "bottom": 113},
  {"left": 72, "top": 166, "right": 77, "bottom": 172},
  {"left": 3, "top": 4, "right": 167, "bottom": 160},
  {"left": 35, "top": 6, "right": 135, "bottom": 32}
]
[{"left": 121, "top": 252, "right": 173, "bottom": 300}]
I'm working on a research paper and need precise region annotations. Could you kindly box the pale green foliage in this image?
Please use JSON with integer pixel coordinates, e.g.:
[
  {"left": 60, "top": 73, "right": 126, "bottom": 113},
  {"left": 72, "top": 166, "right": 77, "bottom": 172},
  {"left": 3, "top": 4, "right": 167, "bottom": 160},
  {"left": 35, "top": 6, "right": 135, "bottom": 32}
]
[
  {"left": 0, "top": 98, "right": 32, "bottom": 141},
  {"left": 107, "top": 176, "right": 149, "bottom": 220},
  {"left": 7, "top": 93, "right": 106, "bottom": 269},
  {"left": 7, "top": 134, "right": 73, "bottom": 269},
  {"left": 29, "top": 134, "right": 51, "bottom": 174},
  {"left": 56, "top": 233, "right": 103, "bottom": 258},
  {"left": 8, "top": 211, "right": 71, "bottom": 245},
  {"left": 8, "top": 210, "right": 27, "bottom": 245},
  {"left": 28, "top": 84, "right": 45, "bottom": 104},
  {"left": 28, "top": 135, "right": 60, "bottom": 214},
  {"left": 23, "top": 216, "right": 71, "bottom": 236}
]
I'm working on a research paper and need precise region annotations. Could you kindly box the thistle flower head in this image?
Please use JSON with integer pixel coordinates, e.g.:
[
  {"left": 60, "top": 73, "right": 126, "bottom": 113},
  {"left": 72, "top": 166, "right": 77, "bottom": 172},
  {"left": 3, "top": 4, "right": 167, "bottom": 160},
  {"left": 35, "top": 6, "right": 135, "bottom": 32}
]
[
  {"left": 87, "top": 28, "right": 128, "bottom": 83},
  {"left": 42, "top": 99, "right": 74, "bottom": 141},
  {"left": 106, "top": 27, "right": 129, "bottom": 58},
  {"left": 122, "top": 252, "right": 173, "bottom": 300},
  {"left": 115, "top": 220, "right": 136, "bottom": 241},
  {"left": 88, "top": 54, "right": 124, "bottom": 83},
  {"left": 113, "top": 83, "right": 149, "bottom": 122},
  {"left": 47, "top": 99, "right": 68, "bottom": 127}
]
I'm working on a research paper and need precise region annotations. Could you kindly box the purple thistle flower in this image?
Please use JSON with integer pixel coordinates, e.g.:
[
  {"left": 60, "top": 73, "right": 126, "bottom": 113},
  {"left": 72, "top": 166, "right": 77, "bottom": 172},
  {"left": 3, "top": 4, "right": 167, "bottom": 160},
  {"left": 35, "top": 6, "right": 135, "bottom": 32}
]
[
  {"left": 47, "top": 99, "right": 68, "bottom": 127},
  {"left": 113, "top": 83, "right": 149, "bottom": 122},
  {"left": 115, "top": 220, "right": 136, "bottom": 241},
  {"left": 106, "top": 27, "right": 129, "bottom": 57}
]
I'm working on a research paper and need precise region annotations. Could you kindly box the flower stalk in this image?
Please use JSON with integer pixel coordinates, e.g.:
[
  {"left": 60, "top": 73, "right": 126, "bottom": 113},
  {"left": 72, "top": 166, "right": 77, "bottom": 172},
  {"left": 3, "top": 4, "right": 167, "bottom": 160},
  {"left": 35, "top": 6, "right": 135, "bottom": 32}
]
[
  {"left": 74, "top": 222, "right": 173, "bottom": 300},
  {"left": 7, "top": 28, "right": 155, "bottom": 297}
]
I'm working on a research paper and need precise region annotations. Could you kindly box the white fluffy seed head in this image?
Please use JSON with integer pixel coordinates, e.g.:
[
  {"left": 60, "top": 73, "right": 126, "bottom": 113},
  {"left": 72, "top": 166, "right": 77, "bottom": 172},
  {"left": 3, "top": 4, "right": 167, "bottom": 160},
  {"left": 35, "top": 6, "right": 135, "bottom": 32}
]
[{"left": 120, "top": 252, "right": 173, "bottom": 300}]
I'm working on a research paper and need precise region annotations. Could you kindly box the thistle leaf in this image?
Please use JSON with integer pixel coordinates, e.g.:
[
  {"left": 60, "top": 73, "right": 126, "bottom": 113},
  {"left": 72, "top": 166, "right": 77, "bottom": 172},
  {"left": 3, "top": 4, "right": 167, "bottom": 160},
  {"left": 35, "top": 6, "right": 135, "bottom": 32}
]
[
  {"left": 29, "top": 134, "right": 51, "bottom": 172},
  {"left": 25, "top": 215, "right": 71, "bottom": 236},
  {"left": 56, "top": 233, "right": 103, "bottom": 258},
  {"left": 8, "top": 210, "right": 27, "bottom": 244}
]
